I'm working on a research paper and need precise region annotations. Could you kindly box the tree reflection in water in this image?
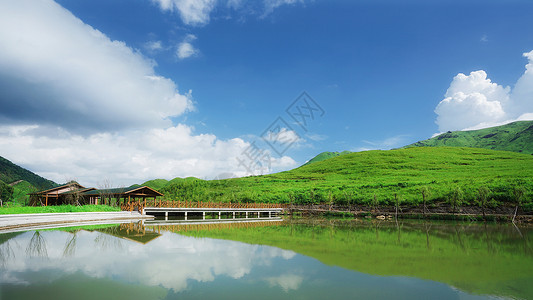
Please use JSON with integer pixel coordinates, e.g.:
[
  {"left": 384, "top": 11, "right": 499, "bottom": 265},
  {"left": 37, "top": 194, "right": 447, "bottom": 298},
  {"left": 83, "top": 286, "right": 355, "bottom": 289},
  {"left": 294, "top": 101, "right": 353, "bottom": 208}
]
[{"left": 26, "top": 231, "right": 48, "bottom": 259}]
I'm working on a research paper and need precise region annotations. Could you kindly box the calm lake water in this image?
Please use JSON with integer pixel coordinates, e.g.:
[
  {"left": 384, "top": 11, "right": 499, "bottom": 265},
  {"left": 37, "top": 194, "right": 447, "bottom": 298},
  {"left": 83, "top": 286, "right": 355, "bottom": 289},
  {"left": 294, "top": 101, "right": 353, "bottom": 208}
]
[{"left": 0, "top": 218, "right": 531, "bottom": 300}]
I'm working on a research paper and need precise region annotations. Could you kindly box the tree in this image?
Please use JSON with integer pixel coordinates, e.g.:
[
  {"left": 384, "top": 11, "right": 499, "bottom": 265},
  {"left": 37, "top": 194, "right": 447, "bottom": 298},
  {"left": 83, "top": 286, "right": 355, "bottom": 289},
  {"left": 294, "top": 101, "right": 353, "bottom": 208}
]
[
  {"left": 98, "top": 179, "right": 116, "bottom": 206},
  {"left": 512, "top": 185, "right": 526, "bottom": 223},
  {"left": 371, "top": 194, "right": 379, "bottom": 213},
  {"left": 64, "top": 180, "right": 82, "bottom": 206},
  {"left": 394, "top": 193, "right": 402, "bottom": 220},
  {"left": 0, "top": 181, "right": 14, "bottom": 207},
  {"left": 420, "top": 186, "right": 431, "bottom": 216},
  {"left": 448, "top": 186, "right": 463, "bottom": 215},
  {"left": 476, "top": 186, "right": 491, "bottom": 219}
]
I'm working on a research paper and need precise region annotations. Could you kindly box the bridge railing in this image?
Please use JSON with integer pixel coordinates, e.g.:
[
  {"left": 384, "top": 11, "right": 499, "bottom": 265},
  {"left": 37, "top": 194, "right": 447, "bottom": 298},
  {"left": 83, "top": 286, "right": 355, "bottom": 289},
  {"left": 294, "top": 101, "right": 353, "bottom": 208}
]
[
  {"left": 144, "top": 200, "right": 288, "bottom": 209},
  {"left": 120, "top": 200, "right": 288, "bottom": 212}
]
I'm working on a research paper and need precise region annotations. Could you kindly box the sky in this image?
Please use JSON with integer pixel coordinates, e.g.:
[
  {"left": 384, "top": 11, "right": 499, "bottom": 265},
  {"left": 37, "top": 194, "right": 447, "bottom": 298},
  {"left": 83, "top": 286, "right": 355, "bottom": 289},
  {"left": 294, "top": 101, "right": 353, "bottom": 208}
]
[{"left": 0, "top": 0, "right": 532, "bottom": 187}]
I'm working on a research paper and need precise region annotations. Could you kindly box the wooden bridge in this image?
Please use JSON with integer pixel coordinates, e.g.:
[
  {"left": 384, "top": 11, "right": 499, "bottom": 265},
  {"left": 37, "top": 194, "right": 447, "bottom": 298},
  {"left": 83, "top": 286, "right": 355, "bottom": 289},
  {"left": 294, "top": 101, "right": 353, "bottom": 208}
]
[{"left": 121, "top": 200, "right": 287, "bottom": 221}]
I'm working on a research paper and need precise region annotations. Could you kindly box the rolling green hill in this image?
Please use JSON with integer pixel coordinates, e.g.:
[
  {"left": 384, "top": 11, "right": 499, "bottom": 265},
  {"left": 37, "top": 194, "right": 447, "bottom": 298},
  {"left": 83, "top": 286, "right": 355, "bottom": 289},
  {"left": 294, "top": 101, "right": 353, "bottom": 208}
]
[
  {"left": 303, "top": 150, "right": 352, "bottom": 166},
  {"left": 404, "top": 120, "right": 533, "bottom": 154},
  {"left": 159, "top": 147, "right": 533, "bottom": 210},
  {"left": 140, "top": 179, "right": 169, "bottom": 190},
  {"left": 0, "top": 156, "right": 56, "bottom": 190}
]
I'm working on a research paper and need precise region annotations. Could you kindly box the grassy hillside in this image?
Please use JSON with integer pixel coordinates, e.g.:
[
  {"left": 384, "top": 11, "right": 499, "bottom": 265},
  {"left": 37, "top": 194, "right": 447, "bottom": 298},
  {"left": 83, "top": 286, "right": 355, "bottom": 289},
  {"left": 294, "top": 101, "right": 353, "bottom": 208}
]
[
  {"left": 159, "top": 147, "right": 533, "bottom": 210},
  {"left": 404, "top": 120, "right": 533, "bottom": 154},
  {"left": 11, "top": 180, "right": 35, "bottom": 205},
  {"left": 0, "top": 156, "right": 56, "bottom": 190},
  {"left": 303, "top": 150, "right": 352, "bottom": 165},
  {"left": 141, "top": 179, "right": 169, "bottom": 190}
]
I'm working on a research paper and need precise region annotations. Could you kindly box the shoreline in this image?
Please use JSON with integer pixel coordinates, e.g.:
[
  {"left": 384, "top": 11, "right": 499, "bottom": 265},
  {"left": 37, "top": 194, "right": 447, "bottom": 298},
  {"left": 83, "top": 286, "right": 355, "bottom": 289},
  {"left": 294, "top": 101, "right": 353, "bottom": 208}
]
[{"left": 0, "top": 211, "right": 154, "bottom": 233}]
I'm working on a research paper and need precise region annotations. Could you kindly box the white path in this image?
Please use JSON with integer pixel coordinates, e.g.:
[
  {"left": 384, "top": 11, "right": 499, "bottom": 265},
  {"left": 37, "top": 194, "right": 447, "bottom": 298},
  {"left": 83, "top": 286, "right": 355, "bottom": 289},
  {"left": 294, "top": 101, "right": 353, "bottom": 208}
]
[{"left": 0, "top": 211, "right": 153, "bottom": 233}]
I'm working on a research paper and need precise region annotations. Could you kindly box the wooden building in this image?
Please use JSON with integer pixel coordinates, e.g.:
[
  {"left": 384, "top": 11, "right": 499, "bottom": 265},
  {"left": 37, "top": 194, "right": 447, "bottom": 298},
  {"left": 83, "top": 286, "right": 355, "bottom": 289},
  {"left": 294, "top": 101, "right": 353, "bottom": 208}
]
[
  {"left": 82, "top": 186, "right": 163, "bottom": 206},
  {"left": 30, "top": 183, "right": 163, "bottom": 206}
]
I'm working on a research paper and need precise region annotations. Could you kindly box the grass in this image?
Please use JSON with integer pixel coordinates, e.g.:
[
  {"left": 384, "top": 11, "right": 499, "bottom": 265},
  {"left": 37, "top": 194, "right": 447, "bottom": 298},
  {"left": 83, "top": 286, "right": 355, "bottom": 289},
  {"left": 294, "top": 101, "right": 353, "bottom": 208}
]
[
  {"left": 158, "top": 147, "right": 533, "bottom": 210},
  {"left": 0, "top": 205, "right": 120, "bottom": 214}
]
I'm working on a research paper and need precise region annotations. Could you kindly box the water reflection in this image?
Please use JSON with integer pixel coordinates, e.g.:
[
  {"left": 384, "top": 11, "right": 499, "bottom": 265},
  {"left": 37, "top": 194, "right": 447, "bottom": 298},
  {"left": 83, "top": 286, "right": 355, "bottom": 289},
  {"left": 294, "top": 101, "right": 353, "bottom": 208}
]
[
  {"left": 0, "top": 221, "right": 297, "bottom": 298},
  {"left": 26, "top": 231, "right": 48, "bottom": 259},
  {"left": 0, "top": 219, "right": 531, "bottom": 300}
]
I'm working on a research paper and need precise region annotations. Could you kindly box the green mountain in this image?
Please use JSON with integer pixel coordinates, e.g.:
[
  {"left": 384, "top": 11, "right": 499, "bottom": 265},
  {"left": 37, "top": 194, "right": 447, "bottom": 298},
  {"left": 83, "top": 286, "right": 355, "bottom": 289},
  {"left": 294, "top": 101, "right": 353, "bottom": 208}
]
[
  {"left": 11, "top": 180, "right": 35, "bottom": 202},
  {"left": 0, "top": 156, "right": 56, "bottom": 190},
  {"left": 141, "top": 179, "right": 169, "bottom": 190},
  {"left": 303, "top": 150, "right": 352, "bottom": 165},
  {"left": 404, "top": 120, "right": 533, "bottom": 154}
]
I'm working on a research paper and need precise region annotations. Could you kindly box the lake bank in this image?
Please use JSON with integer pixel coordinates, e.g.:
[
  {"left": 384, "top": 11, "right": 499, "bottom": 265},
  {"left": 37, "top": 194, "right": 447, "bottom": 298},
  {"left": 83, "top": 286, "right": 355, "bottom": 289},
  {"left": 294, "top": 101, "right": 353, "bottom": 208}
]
[
  {"left": 285, "top": 204, "right": 533, "bottom": 223},
  {"left": 0, "top": 211, "right": 153, "bottom": 233}
]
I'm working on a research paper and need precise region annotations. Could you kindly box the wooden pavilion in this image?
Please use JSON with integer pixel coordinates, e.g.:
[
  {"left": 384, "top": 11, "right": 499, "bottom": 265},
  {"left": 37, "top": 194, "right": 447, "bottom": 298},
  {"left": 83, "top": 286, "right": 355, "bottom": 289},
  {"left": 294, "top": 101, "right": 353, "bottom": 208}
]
[
  {"left": 30, "top": 183, "right": 163, "bottom": 206},
  {"left": 82, "top": 186, "right": 163, "bottom": 206},
  {"left": 29, "top": 183, "right": 95, "bottom": 206}
]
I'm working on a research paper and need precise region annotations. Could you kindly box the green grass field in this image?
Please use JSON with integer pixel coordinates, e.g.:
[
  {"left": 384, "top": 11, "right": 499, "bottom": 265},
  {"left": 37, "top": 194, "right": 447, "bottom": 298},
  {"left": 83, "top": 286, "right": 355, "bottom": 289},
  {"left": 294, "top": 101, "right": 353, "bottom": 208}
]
[{"left": 157, "top": 147, "right": 533, "bottom": 210}]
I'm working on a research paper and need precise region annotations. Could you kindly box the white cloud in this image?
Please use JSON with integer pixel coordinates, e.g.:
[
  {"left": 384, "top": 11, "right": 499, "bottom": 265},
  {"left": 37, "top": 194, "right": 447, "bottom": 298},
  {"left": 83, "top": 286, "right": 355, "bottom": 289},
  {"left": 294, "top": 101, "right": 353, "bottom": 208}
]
[
  {"left": 263, "top": 0, "right": 305, "bottom": 16},
  {"left": 305, "top": 133, "right": 327, "bottom": 142},
  {"left": 434, "top": 71, "right": 509, "bottom": 132},
  {"left": 0, "top": 0, "right": 297, "bottom": 186},
  {"left": 1, "top": 230, "right": 297, "bottom": 293},
  {"left": 152, "top": 0, "right": 307, "bottom": 24},
  {"left": 360, "top": 134, "right": 411, "bottom": 150},
  {"left": 145, "top": 40, "right": 163, "bottom": 52},
  {"left": 0, "top": 0, "right": 193, "bottom": 134},
  {"left": 0, "top": 124, "right": 299, "bottom": 185},
  {"left": 227, "top": 0, "right": 244, "bottom": 9},
  {"left": 262, "top": 127, "right": 302, "bottom": 144},
  {"left": 176, "top": 34, "right": 199, "bottom": 59},
  {"left": 511, "top": 50, "right": 533, "bottom": 116},
  {"left": 433, "top": 50, "right": 533, "bottom": 132},
  {"left": 151, "top": 0, "right": 217, "bottom": 26},
  {"left": 0, "top": 123, "right": 276, "bottom": 185},
  {"left": 265, "top": 274, "right": 304, "bottom": 292}
]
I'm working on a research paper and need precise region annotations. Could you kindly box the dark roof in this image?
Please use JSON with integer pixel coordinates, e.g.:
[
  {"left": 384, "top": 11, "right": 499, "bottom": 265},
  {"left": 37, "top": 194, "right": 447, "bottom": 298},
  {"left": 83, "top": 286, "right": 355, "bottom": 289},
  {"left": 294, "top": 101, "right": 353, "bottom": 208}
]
[
  {"left": 61, "top": 187, "right": 97, "bottom": 195},
  {"left": 31, "top": 182, "right": 85, "bottom": 195},
  {"left": 83, "top": 186, "right": 163, "bottom": 197}
]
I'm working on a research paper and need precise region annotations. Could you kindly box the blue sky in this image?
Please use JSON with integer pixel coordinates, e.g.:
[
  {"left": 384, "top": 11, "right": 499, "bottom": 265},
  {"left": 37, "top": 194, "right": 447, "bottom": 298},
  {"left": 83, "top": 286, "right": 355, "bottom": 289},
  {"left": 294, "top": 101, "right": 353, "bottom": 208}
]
[{"left": 0, "top": 0, "right": 532, "bottom": 186}]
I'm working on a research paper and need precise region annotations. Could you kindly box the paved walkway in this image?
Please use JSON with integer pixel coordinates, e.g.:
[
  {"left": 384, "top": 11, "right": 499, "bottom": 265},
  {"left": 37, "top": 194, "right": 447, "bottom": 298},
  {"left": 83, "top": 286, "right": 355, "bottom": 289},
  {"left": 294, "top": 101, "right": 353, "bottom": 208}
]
[{"left": 0, "top": 211, "right": 153, "bottom": 233}]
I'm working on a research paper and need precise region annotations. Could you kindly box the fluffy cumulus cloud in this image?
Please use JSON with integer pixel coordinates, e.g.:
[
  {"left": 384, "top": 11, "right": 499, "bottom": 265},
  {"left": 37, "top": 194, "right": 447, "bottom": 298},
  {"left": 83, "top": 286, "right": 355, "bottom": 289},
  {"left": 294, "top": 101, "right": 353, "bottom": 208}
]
[
  {"left": 1, "top": 230, "right": 298, "bottom": 293},
  {"left": 0, "top": 0, "right": 297, "bottom": 186},
  {"left": 435, "top": 51, "right": 533, "bottom": 132},
  {"left": 151, "top": 0, "right": 217, "bottom": 26},
  {"left": 145, "top": 40, "right": 164, "bottom": 52},
  {"left": 176, "top": 34, "right": 199, "bottom": 59},
  {"left": 263, "top": 0, "right": 305, "bottom": 16},
  {"left": 0, "top": 0, "right": 193, "bottom": 133},
  {"left": 152, "top": 0, "right": 307, "bottom": 25}
]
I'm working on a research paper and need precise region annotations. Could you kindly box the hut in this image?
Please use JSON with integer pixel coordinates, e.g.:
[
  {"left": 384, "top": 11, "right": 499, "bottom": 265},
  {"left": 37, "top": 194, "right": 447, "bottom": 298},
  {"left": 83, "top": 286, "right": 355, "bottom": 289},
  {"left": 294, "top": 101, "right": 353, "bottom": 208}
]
[{"left": 30, "top": 183, "right": 162, "bottom": 206}]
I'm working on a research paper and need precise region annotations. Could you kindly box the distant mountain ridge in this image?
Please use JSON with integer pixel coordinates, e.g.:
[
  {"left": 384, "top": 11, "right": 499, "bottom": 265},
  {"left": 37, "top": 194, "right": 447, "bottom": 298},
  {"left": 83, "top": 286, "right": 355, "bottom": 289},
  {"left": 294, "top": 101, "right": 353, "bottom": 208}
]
[
  {"left": 303, "top": 151, "right": 352, "bottom": 166},
  {"left": 302, "top": 121, "right": 533, "bottom": 167},
  {"left": 403, "top": 121, "right": 533, "bottom": 154},
  {"left": 0, "top": 156, "right": 56, "bottom": 190}
]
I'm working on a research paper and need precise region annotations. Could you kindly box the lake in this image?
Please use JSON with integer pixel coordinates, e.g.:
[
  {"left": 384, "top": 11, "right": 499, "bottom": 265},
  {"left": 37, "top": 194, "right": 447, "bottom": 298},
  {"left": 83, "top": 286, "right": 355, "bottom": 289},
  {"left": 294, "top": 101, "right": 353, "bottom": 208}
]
[{"left": 0, "top": 218, "right": 531, "bottom": 300}]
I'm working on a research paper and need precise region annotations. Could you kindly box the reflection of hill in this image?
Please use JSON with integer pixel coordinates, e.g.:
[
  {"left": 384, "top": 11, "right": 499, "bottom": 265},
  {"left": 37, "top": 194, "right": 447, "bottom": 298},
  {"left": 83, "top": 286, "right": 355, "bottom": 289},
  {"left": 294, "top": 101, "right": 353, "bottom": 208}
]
[
  {"left": 0, "top": 232, "right": 22, "bottom": 245},
  {"left": 176, "top": 219, "right": 533, "bottom": 300},
  {"left": 147, "top": 219, "right": 286, "bottom": 235}
]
